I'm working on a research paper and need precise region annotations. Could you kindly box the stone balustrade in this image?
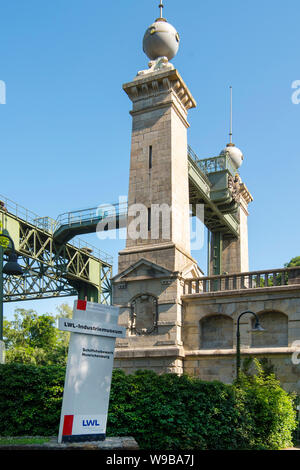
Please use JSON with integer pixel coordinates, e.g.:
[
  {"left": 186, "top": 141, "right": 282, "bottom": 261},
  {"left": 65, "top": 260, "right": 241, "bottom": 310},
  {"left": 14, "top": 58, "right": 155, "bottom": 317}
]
[{"left": 183, "top": 267, "right": 300, "bottom": 295}]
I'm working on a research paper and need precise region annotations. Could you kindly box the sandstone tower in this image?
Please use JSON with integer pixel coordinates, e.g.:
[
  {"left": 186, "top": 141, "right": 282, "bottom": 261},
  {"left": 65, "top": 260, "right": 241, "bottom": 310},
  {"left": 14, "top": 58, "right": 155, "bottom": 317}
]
[{"left": 112, "top": 4, "right": 200, "bottom": 374}]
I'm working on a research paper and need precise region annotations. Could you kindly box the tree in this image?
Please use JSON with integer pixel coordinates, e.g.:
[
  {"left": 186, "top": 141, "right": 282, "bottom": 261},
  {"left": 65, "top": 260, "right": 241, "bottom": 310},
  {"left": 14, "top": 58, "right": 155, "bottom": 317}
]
[
  {"left": 285, "top": 256, "right": 300, "bottom": 268},
  {"left": 3, "top": 303, "right": 72, "bottom": 366}
]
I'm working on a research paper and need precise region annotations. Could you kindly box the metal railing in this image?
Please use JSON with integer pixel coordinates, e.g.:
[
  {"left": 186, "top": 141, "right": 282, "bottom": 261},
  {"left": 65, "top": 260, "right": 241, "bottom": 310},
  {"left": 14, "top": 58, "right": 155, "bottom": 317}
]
[
  {"left": 188, "top": 145, "right": 237, "bottom": 177},
  {"left": 183, "top": 267, "right": 300, "bottom": 295},
  {"left": 67, "top": 238, "right": 113, "bottom": 265},
  {"left": 0, "top": 194, "right": 57, "bottom": 233},
  {"left": 0, "top": 194, "right": 113, "bottom": 265},
  {"left": 55, "top": 202, "right": 128, "bottom": 230}
]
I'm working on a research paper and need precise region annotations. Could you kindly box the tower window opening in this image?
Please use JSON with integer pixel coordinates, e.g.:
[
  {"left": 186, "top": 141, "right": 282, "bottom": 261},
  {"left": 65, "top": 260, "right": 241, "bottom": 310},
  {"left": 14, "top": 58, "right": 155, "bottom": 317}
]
[
  {"left": 149, "top": 145, "right": 153, "bottom": 169},
  {"left": 148, "top": 207, "right": 151, "bottom": 231}
]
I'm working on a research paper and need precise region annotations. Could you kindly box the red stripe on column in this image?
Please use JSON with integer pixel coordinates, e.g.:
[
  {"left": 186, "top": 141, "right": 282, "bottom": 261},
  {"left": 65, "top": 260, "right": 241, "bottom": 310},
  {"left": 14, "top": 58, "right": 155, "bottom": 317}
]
[
  {"left": 77, "top": 300, "right": 87, "bottom": 311},
  {"left": 62, "top": 415, "right": 74, "bottom": 436}
]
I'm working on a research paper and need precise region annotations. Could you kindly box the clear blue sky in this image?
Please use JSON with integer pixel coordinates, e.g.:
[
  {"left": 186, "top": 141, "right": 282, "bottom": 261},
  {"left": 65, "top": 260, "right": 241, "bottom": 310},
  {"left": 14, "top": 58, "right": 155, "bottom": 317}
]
[{"left": 1, "top": 0, "right": 300, "bottom": 319}]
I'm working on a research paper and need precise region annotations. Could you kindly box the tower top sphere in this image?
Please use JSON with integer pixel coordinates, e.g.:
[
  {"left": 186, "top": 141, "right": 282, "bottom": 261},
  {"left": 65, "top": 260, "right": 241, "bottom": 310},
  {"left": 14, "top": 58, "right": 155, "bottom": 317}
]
[
  {"left": 143, "top": 2, "right": 180, "bottom": 61},
  {"left": 220, "top": 143, "right": 244, "bottom": 169}
]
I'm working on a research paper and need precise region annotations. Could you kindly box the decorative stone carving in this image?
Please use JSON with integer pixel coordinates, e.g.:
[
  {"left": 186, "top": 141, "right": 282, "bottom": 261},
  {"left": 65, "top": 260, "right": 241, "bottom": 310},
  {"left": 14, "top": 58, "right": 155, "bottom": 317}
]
[
  {"left": 228, "top": 174, "right": 241, "bottom": 203},
  {"left": 130, "top": 294, "right": 158, "bottom": 336},
  {"left": 136, "top": 56, "right": 174, "bottom": 78}
]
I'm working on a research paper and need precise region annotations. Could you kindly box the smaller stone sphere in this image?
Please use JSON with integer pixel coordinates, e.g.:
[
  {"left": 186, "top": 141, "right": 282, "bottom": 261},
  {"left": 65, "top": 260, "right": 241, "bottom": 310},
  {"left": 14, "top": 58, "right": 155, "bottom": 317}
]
[
  {"left": 143, "top": 18, "right": 180, "bottom": 61},
  {"left": 220, "top": 144, "right": 244, "bottom": 169}
]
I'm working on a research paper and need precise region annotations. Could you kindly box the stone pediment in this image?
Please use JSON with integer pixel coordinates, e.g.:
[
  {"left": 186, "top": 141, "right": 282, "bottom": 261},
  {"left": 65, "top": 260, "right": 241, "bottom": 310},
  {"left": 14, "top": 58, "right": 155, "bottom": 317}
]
[
  {"left": 182, "top": 263, "right": 203, "bottom": 280},
  {"left": 112, "top": 258, "right": 175, "bottom": 283}
]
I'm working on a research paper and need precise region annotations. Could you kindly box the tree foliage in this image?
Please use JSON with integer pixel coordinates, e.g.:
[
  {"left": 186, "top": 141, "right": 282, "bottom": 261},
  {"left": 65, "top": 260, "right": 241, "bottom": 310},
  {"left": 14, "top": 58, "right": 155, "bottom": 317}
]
[
  {"left": 234, "top": 359, "right": 297, "bottom": 450},
  {"left": 285, "top": 256, "right": 300, "bottom": 268},
  {"left": 3, "top": 304, "right": 72, "bottom": 366}
]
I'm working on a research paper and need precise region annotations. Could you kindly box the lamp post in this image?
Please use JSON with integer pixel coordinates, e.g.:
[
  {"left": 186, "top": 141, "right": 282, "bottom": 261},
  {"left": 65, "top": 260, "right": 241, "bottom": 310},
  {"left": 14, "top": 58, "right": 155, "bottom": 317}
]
[
  {"left": 0, "top": 233, "right": 24, "bottom": 363},
  {"left": 236, "top": 310, "right": 264, "bottom": 381}
]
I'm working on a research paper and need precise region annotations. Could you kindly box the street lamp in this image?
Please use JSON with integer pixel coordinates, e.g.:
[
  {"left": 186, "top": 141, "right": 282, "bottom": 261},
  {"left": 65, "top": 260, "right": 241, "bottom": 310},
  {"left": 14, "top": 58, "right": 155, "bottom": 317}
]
[
  {"left": 0, "top": 234, "right": 23, "bottom": 277},
  {"left": 2, "top": 250, "right": 23, "bottom": 276},
  {"left": 236, "top": 310, "right": 264, "bottom": 381},
  {"left": 0, "top": 233, "right": 24, "bottom": 350}
]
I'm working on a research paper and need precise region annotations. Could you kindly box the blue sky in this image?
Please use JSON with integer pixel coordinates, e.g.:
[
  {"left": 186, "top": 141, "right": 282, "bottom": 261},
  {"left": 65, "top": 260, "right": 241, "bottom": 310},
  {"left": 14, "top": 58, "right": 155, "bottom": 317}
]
[{"left": 1, "top": 0, "right": 300, "bottom": 319}]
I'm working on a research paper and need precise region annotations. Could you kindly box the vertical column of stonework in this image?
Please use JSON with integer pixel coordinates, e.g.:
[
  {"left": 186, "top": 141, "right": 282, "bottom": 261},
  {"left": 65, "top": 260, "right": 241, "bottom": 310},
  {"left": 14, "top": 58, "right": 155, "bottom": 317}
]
[
  {"left": 120, "top": 69, "right": 197, "bottom": 273},
  {"left": 239, "top": 193, "right": 250, "bottom": 273},
  {"left": 170, "top": 97, "right": 191, "bottom": 258},
  {"left": 126, "top": 103, "right": 173, "bottom": 249},
  {"left": 220, "top": 183, "right": 253, "bottom": 274}
]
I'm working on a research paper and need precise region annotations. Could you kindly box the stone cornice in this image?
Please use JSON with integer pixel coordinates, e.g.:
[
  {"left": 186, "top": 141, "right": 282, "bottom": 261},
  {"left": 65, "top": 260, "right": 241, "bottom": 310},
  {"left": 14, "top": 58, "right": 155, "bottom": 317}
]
[
  {"left": 115, "top": 346, "right": 185, "bottom": 359},
  {"left": 119, "top": 241, "right": 197, "bottom": 266},
  {"left": 123, "top": 68, "right": 196, "bottom": 112},
  {"left": 185, "top": 347, "right": 299, "bottom": 357},
  {"left": 239, "top": 182, "right": 253, "bottom": 204},
  {"left": 115, "top": 346, "right": 298, "bottom": 359}
]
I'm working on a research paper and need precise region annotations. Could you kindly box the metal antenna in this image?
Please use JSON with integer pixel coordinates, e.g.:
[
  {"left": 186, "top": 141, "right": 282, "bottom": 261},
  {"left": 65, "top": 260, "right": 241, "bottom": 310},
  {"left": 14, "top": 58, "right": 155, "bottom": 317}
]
[
  {"left": 229, "top": 86, "right": 233, "bottom": 144},
  {"left": 159, "top": 0, "right": 164, "bottom": 18}
]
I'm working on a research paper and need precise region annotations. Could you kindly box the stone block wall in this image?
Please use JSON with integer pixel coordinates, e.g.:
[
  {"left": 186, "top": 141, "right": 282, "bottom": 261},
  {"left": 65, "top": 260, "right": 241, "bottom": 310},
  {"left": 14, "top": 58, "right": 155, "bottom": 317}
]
[{"left": 182, "top": 286, "right": 300, "bottom": 394}]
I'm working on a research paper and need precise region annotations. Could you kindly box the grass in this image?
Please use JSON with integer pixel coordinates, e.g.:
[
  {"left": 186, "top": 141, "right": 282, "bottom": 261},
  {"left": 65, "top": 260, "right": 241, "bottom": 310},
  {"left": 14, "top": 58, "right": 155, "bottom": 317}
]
[{"left": 0, "top": 436, "right": 52, "bottom": 446}]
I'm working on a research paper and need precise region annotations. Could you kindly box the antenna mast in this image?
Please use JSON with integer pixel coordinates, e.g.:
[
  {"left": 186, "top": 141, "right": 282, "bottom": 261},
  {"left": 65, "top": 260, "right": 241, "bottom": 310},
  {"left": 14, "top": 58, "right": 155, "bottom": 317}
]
[
  {"left": 159, "top": 1, "right": 164, "bottom": 18},
  {"left": 229, "top": 86, "right": 233, "bottom": 144}
]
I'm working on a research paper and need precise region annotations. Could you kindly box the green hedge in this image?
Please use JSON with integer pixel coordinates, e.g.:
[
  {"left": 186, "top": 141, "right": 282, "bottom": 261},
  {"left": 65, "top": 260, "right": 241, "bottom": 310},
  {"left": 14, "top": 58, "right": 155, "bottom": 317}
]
[
  {"left": 0, "top": 364, "right": 297, "bottom": 450},
  {"left": 0, "top": 364, "right": 64, "bottom": 436},
  {"left": 107, "top": 369, "right": 246, "bottom": 450}
]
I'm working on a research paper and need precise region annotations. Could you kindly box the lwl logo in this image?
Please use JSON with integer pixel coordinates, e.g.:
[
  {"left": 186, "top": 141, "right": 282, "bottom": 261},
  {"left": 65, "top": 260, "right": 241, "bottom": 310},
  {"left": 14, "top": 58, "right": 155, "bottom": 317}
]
[{"left": 82, "top": 419, "right": 100, "bottom": 427}]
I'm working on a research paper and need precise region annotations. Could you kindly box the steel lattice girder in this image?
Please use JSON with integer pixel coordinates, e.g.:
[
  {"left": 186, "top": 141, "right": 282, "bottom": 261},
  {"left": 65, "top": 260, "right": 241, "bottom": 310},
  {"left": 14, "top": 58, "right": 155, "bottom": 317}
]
[
  {"left": 1, "top": 212, "right": 112, "bottom": 305},
  {"left": 3, "top": 253, "right": 77, "bottom": 302}
]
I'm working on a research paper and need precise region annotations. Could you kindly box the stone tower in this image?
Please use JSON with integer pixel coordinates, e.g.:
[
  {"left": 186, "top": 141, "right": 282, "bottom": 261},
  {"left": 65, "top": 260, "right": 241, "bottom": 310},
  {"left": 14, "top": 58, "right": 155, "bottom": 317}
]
[
  {"left": 112, "top": 7, "right": 200, "bottom": 374},
  {"left": 209, "top": 87, "right": 253, "bottom": 276},
  {"left": 209, "top": 178, "right": 253, "bottom": 276},
  {"left": 118, "top": 66, "right": 197, "bottom": 274}
]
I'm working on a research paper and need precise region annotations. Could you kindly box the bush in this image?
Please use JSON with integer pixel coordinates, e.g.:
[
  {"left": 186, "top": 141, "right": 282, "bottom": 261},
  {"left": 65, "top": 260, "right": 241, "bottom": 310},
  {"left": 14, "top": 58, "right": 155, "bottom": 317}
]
[
  {"left": 0, "top": 364, "right": 64, "bottom": 436},
  {"left": 234, "top": 360, "right": 297, "bottom": 450},
  {"left": 107, "top": 369, "right": 245, "bottom": 450},
  {"left": 0, "top": 363, "right": 297, "bottom": 449}
]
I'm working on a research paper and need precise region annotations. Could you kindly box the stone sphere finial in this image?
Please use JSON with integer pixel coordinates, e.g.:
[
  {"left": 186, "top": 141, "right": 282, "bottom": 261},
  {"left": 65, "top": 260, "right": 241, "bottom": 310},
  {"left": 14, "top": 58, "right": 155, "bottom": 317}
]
[
  {"left": 220, "top": 143, "right": 244, "bottom": 169},
  {"left": 143, "top": 3, "right": 180, "bottom": 62}
]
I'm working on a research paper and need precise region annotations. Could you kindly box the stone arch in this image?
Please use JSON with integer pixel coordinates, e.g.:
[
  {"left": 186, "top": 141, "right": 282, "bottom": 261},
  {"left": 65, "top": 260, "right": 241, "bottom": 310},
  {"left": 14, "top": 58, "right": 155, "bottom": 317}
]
[
  {"left": 251, "top": 310, "right": 288, "bottom": 348},
  {"left": 130, "top": 293, "right": 158, "bottom": 336},
  {"left": 200, "top": 314, "right": 234, "bottom": 350}
]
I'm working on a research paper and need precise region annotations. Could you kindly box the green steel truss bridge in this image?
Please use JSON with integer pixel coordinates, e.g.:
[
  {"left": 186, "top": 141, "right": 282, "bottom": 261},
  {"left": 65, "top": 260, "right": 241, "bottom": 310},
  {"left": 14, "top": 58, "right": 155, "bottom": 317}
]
[
  {"left": 187, "top": 146, "right": 239, "bottom": 237},
  {"left": 0, "top": 196, "right": 113, "bottom": 305},
  {"left": 0, "top": 146, "right": 240, "bottom": 306}
]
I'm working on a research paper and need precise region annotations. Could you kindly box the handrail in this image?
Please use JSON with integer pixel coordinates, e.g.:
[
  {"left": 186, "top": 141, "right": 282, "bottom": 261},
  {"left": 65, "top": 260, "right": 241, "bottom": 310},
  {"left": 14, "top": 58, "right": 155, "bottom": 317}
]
[
  {"left": 0, "top": 193, "right": 57, "bottom": 233},
  {"left": 186, "top": 266, "right": 300, "bottom": 281},
  {"left": 0, "top": 193, "right": 113, "bottom": 265},
  {"left": 188, "top": 145, "right": 237, "bottom": 177},
  {"left": 55, "top": 202, "right": 128, "bottom": 229},
  {"left": 183, "top": 267, "right": 300, "bottom": 295},
  {"left": 56, "top": 201, "right": 126, "bottom": 220}
]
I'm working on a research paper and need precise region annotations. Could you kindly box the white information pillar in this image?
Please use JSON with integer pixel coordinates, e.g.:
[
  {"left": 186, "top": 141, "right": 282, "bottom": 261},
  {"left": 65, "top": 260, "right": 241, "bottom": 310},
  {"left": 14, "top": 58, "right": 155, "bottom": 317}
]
[{"left": 58, "top": 299, "right": 126, "bottom": 444}]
